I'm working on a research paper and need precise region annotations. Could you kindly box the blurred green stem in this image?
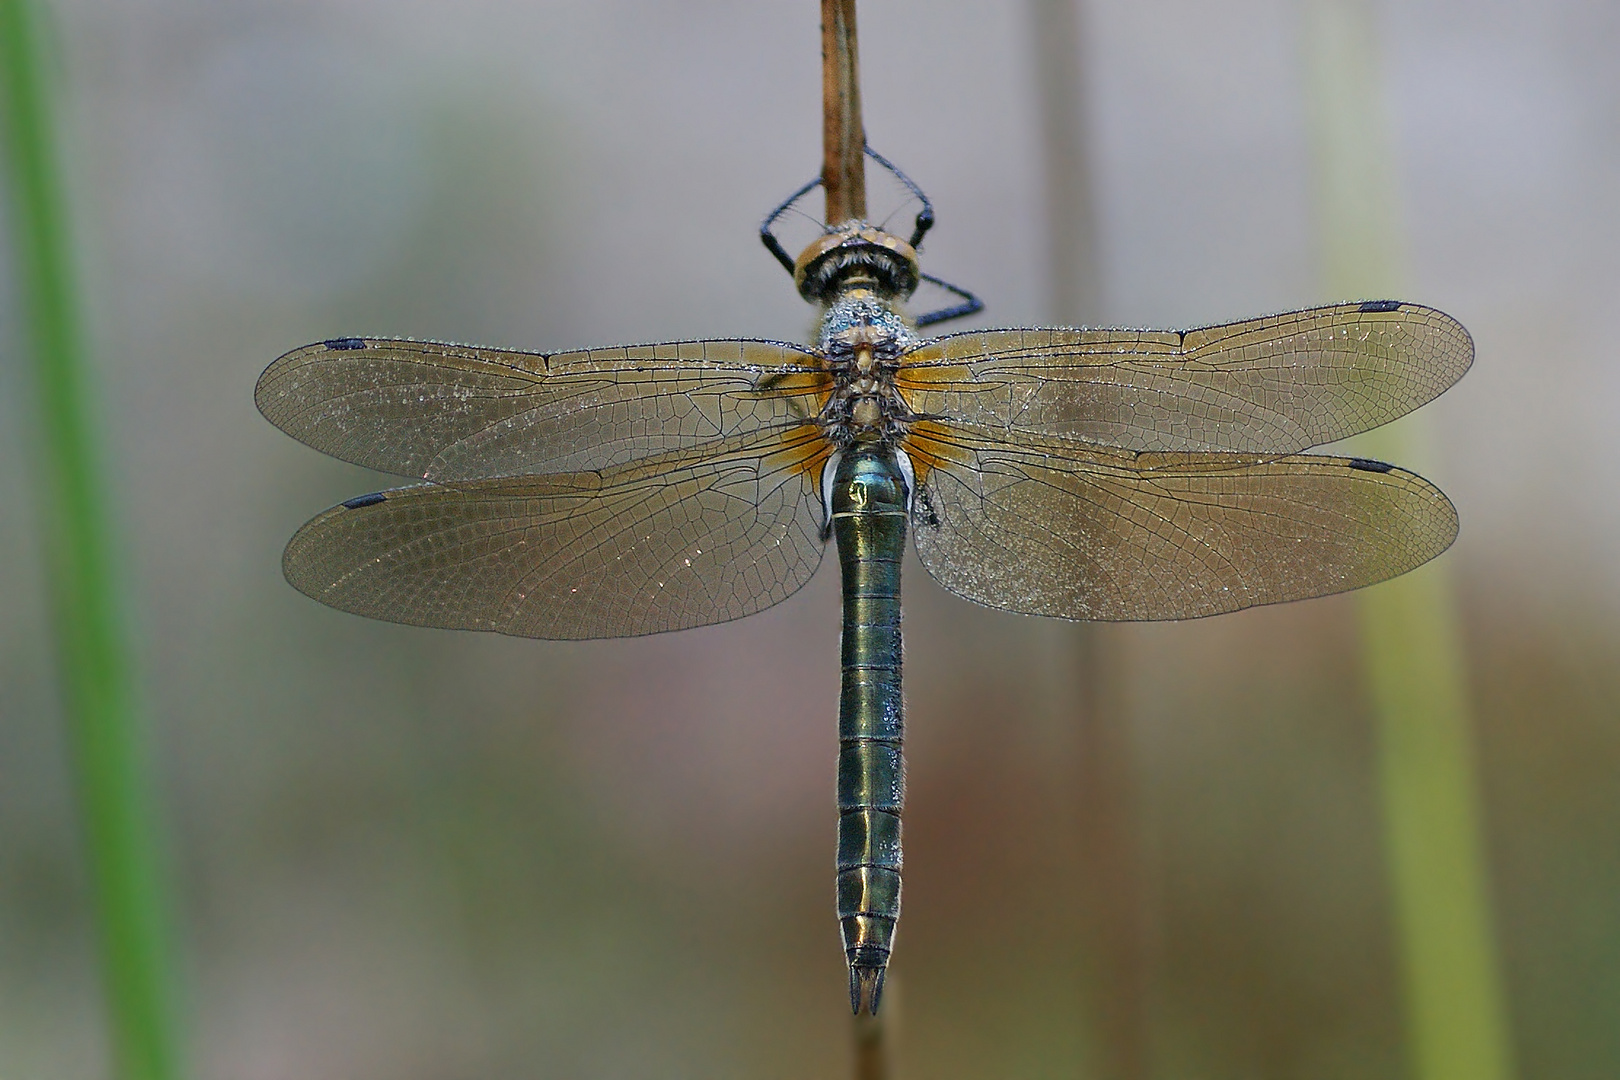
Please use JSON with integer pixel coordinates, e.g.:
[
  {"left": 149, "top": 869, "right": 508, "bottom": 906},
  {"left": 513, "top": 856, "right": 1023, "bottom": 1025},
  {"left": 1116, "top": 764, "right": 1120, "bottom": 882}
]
[
  {"left": 1302, "top": 3, "right": 1513, "bottom": 1079},
  {"left": 1030, "top": 2, "right": 1151, "bottom": 1078},
  {"left": 0, "top": 3, "right": 182, "bottom": 1079}
]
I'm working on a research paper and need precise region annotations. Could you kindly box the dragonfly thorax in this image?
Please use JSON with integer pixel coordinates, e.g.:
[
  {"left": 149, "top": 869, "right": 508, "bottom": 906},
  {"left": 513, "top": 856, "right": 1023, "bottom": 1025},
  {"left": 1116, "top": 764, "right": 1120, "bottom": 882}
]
[{"left": 818, "top": 290, "right": 919, "bottom": 447}]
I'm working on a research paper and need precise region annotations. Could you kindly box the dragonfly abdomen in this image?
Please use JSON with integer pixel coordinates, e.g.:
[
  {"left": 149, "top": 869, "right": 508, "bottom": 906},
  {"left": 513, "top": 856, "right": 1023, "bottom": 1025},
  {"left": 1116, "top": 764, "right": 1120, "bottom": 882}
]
[{"left": 830, "top": 447, "right": 909, "bottom": 1015}]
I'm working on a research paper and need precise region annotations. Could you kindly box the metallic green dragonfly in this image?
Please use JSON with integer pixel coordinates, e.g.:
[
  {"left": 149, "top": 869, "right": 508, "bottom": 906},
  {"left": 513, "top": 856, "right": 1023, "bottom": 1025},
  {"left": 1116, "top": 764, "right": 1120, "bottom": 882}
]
[{"left": 257, "top": 156, "right": 1470, "bottom": 1014}]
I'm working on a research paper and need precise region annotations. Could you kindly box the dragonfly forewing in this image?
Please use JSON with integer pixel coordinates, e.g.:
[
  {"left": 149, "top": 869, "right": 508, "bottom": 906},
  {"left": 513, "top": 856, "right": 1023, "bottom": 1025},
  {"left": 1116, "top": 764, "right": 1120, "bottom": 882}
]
[
  {"left": 897, "top": 302, "right": 1472, "bottom": 454},
  {"left": 256, "top": 337, "right": 827, "bottom": 480},
  {"left": 280, "top": 428, "right": 829, "bottom": 639},
  {"left": 907, "top": 423, "right": 1458, "bottom": 622}
]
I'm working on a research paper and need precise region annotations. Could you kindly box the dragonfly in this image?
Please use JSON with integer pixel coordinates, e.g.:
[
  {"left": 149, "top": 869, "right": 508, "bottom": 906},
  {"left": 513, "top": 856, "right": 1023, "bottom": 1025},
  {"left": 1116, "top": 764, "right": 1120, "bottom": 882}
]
[{"left": 256, "top": 148, "right": 1471, "bottom": 1015}]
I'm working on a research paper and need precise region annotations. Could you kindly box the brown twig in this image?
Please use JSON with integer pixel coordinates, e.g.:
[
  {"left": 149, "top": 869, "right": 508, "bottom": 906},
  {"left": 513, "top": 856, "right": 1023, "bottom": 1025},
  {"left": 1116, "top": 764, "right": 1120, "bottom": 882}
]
[
  {"left": 821, "top": 0, "right": 866, "bottom": 225},
  {"left": 853, "top": 1006, "right": 889, "bottom": 1080},
  {"left": 855, "top": 990, "right": 894, "bottom": 1080},
  {"left": 825, "top": 15, "right": 886, "bottom": 1076}
]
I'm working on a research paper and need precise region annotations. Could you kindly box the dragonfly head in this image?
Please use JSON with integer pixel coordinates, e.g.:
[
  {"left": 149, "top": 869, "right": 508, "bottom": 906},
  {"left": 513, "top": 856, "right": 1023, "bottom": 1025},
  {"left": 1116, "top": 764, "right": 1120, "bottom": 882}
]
[{"left": 794, "top": 223, "right": 920, "bottom": 306}]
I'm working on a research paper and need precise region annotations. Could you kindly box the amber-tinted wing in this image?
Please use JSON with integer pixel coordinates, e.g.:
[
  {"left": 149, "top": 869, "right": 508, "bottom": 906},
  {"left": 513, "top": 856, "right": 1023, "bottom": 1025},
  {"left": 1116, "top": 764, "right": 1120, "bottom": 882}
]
[
  {"left": 256, "top": 337, "right": 828, "bottom": 480},
  {"left": 906, "top": 423, "right": 1456, "bottom": 622},
  {"left": 280, "top": 429, "right": 829, "bottom": 639},
  {"left": 898, "top": 302, "right": 1471, "bottom": 453}
]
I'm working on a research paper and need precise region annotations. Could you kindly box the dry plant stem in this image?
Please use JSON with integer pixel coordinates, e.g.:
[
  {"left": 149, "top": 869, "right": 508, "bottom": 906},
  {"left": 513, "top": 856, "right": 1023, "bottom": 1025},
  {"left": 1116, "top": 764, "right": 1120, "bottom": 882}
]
[
  {"left": 821, "top": 0, "right": 866, "bottom": 225},
  {"left": 1303, "top": 2, "right": 1514, "bottom": 1079},
  {"left": 0, "top": 3, "right": 182, "bottom": 1080},
  {"left": 820, "top": 0, "right": 890, "bottom": 1035}
]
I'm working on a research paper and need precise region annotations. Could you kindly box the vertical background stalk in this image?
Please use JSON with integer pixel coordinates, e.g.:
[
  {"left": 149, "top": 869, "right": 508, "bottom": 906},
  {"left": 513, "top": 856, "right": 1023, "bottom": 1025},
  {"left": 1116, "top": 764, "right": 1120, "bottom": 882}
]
[
  {"left": 1302, "top": 3, "right": 1514, "bottom": 1079},
  {"left": 0, "top": 3, "right": 182, "bottom": 1080},
  {"left": 1028, "top": 2, "right": 1150, "bottom": 1079},
  {"left": 822, "top": 4, "right": 888, "bottom": 1074}
]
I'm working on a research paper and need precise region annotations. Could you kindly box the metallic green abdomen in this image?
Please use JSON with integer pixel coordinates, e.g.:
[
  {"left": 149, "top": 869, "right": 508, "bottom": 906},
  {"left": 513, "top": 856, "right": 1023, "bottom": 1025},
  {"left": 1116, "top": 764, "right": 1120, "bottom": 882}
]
[{"left": 830, "top": 447, "right": 908, "bottom": 1014}]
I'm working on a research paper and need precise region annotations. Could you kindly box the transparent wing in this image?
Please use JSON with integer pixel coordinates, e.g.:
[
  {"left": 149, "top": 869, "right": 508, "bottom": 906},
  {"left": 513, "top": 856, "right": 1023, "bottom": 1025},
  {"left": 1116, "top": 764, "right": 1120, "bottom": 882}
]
[
  {"left": 897, "top": 302, "right": 1471, "bottom": 453},
  {"left": 281, "top": 428, "right": 830, "bottom": 639},
  {"left": 256, "top": 336, "right": 828, "bottom": 480},
  {"left": 906, "top": 423, "right": 1457, "bottom": 621}
]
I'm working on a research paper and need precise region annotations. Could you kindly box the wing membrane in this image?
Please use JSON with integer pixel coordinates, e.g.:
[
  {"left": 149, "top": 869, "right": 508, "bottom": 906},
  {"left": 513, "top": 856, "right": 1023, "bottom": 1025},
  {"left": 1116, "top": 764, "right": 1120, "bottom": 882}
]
[
  {"left": 898, "top": 302, "right": 1471, "bottom": 453},
  {"left": 281, "top": 429, "right": 829, "bottom": 639},
  {"left": 908, "top": 424, "right": 1457, "bottom": 621},
  {"left": 257, "top": 337, "right": 827, "bottom": 480}
]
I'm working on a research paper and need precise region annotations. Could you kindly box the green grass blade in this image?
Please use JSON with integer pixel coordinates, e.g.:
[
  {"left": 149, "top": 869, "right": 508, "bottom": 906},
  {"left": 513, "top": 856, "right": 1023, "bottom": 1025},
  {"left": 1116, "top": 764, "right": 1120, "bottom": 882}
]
[
  {"left": 0, "top": 3, "right": 183, "bottom": 1079},
  {"left": 1302, "top": 3, "right": 1514, "bottom": 1079}
]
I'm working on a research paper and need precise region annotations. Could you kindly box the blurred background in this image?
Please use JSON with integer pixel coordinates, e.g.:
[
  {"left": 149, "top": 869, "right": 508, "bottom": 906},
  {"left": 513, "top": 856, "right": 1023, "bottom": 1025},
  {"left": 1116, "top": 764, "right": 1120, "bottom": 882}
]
[{"left": 2, "top": 0, "right": 1617, "bottom": 1077}]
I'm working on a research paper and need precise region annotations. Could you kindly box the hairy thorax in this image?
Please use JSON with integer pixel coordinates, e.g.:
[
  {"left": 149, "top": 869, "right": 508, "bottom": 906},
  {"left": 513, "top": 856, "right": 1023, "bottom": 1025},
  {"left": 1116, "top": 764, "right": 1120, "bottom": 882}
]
[{"left": 816, "top": 289, "right": 921, "bottom": 447}]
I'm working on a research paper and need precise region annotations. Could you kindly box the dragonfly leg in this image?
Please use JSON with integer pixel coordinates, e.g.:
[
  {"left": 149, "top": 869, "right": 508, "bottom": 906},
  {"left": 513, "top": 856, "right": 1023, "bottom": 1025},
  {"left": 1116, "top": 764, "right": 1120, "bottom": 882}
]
[
  {"left": 760, "top": 175, "right": 823, "bottom": 275},
  {"left": 860, "top": 144, "right": 935, "bottom": 248},
  {"left": 912, "top": 271, "right": 985, "bottom": 327},
  {"left": 760, "top": 146, "right": 935, "bottom": 278}
]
